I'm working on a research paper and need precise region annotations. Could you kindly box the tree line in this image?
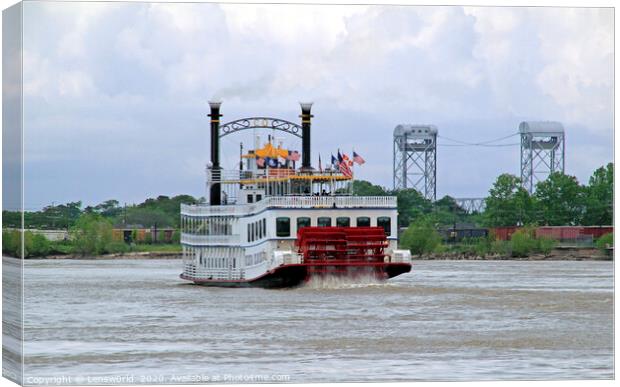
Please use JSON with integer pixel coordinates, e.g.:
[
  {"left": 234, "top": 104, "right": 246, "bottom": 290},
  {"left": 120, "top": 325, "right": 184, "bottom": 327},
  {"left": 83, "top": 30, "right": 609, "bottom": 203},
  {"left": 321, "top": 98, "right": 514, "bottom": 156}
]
[
  {"left": 483, "top": 163, "right": 612, "bottom": 227},
  {"left": 351, "top": 162, "right": 613, "bottom": 228},
  {"left": 2, "top": 163, "right": 612, "bottom": 258},
  {"left": 2, "top": 195, "right": 197, "bottom": 257},
  {"left": 2, "top": 194, "right": 201, "bottom": 230}
]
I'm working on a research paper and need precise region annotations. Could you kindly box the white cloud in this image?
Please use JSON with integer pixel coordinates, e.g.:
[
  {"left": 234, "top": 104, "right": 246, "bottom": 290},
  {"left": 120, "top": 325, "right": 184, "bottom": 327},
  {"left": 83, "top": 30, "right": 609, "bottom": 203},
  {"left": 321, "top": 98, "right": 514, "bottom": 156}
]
[
  {"left": 20, "top": 3, "right": 614, "bottom": 205},
  {"left": 534, "top": 8, "right": 613, "bottom": 129}
]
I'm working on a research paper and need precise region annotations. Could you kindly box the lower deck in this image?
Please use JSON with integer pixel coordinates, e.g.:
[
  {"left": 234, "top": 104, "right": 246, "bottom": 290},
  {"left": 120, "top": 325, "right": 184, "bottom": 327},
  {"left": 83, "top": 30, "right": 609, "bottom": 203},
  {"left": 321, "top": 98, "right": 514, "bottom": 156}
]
[
  {"left": 181, "top": 225, "right": 412, "bottom": 287},
  {"left": 181, "top": 261, "right": 412, "bottom": 288}
]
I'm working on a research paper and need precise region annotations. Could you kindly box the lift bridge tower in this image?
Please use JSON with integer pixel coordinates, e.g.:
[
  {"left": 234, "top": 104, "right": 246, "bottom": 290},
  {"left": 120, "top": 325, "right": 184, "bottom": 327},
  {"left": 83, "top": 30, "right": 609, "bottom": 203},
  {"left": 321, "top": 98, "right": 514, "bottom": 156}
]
[
  {"left": 519, "top": 121, "right": 565, "bottom": 194},
  {"left": 393, "top": 124, "right": 437, "bottom": 201}
]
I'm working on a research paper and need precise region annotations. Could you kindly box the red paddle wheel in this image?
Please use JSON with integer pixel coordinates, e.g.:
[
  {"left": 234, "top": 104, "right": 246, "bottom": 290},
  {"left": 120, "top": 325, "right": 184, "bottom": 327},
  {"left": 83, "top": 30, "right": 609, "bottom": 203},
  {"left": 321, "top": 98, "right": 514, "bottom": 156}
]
[{"left": 296, "top": 227, "right": 395, "bottom": 280}]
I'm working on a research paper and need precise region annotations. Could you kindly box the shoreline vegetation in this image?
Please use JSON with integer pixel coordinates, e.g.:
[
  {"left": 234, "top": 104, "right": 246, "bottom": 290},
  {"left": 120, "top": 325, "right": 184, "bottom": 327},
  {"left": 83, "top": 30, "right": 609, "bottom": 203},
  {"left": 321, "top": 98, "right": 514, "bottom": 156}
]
[
  {"left": 2, "top": 165, "right": 613, "bottom": 261},
  {"left": 10, "top": 247, "right": 610, "bottom": 261}
]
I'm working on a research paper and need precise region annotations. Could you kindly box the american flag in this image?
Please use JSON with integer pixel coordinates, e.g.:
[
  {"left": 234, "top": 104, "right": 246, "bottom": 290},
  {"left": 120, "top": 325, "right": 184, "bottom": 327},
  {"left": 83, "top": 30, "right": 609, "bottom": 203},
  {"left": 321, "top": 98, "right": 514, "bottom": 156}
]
[
  {"left": 353, "top": 151, "right": 365, "bottom": 165},
  {"left": 342, "top": 152, "right": 353, "bottom": 167},
  {"left": 287, "top": 150, "right": 300, "bottom": 161},
  {"left": 256, "top": 158, "right": 265, "bottom": 168},
  {"left": 339, "top": 160, "right": 353, "bottom": 178}
]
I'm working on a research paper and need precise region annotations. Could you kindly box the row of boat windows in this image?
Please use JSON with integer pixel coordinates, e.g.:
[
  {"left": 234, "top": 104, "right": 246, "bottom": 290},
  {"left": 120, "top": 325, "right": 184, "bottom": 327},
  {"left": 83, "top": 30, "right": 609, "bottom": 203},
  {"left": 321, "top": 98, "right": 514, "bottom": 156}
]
[
  {"left": 275, "top": 216, "right": 392, "bottom": 237},
  {"left": 247, "top": 219, "right": 267, "bottom": 242},
  {"left": 196, "top": 254, "right": 264, "bottom": 268},
  {"left": 246, "top": 194, "right": 263, "bottom": 204}
]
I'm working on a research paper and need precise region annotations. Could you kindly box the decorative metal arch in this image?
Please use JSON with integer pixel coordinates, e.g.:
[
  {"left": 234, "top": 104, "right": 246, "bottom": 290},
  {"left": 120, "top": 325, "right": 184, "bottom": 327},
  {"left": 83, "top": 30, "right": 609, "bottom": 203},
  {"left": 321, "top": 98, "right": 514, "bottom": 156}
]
[{"left": 219, "top": 117, "right": 303, "bottom": 138}]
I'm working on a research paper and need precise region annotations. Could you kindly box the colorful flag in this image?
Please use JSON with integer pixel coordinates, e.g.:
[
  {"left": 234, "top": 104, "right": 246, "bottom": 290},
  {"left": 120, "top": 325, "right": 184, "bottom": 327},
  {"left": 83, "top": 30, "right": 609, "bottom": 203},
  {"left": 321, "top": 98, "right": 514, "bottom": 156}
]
[
  {"left": 287, "top": 150, "right": 300, "bottom": 161},
  {"left": 256, "top": 158, "right": 265, "bottom": 168},
  {"left": 339, "top": 160, "right": 353, "bottom": 178},
  {"left": 342, "top": 152, "right": 353, "bottom": 167},
  {"left": 267, "top": 157, "right": 278, "bottom": 168},
  {"left": 331, "top": 154, "right": 338, "bottom": 168},
  {"left": 353, "top": 151, "right": 365, "bottom": 165},
  {"left": 337, "top": 150, "right": 343, "bottom": 163}
]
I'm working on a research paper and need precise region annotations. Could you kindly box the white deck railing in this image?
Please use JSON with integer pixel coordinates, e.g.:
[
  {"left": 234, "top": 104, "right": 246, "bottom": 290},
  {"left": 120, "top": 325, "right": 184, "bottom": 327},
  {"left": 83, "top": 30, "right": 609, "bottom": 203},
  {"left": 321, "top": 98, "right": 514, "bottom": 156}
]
[
  {"left": 181, "top": 196, "right": 396, "bottom": 217},
  {"left": 180, "top": 234, "right": 240, "bottom": 245}
]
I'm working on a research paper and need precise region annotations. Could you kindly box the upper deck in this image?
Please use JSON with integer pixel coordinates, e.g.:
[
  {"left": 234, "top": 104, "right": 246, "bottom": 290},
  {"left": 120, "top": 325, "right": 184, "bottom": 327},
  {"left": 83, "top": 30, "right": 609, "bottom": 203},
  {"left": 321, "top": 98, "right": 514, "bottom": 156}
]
[{"left": 181, "top": 195, "right": 397, "bottom": 217}]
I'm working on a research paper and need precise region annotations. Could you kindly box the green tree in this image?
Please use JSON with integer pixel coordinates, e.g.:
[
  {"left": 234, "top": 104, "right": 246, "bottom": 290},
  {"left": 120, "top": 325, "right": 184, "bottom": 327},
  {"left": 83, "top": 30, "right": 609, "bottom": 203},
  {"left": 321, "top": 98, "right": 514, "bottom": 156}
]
[
  {"left": 433, "top": 195, "right": 468, "bottom": 226},
  {"left": 94, "top": 199, "right": 122, "bottom": 218},
  {"left": 596, "top": 232, "right": 613, "bottom": 251},
  {"left": 2, "top": 229, "right": 21, "bottom": 257},
  {"left": 71, "top": 213, "right": 113, "bottom": 256},
  {"left": 172, "top": 230, "right": 181, "bottom": 244},
  {"left": 510, "top": 228, "right": 536, "bottom": 257},
  {"left": 534, "top": 172, "right": 585, "bottom": 225},
  {"left": 30, "top": 233, "right": 51, "bottom": 257},
  {"left": 536, "top": 236, "right": 556, "bottom": 257},
  {"left": 351, "top": 180, "right": 389, "bottom": 196},
  {"left": 2, "top": 211, "right": 21, "bottom": 228},
  {"left": 484, "top": 174, "right": 534, "bottom": 227},
  {"left": 400, "top": 217, "right": 441, "bottom": 256},
  {"left": 394, "top": 189, "right": 433, "bottom": 228},
  {"left": 121, "top": 207, "right": 173, "bottom": 228},
  {"left": 583, "top": 163, "right": 613, "bottom": 225},
  {"left": 105, "top": 241, "right": 130, "bottom": 254},
  {"left": 135, "top": 195, "right": 198, "bottom": 228},
  {"left": 22, "top": 231, "right": 34, "bottom": 258}
]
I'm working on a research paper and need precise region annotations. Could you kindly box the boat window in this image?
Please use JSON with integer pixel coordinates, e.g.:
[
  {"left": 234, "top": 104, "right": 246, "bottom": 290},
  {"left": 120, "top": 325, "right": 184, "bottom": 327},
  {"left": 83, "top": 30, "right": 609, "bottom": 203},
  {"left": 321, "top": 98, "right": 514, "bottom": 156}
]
[
  {"left": 247, "top": 224, "right": 251, "bottom": 242},
  {"left": 247, "top": 194, "right": 254, "bottom": 204},
  {"left": 256, "top": 194, "right": 262, "bottom": 202},
  {"left": 356, "top": 217, "right": 371, "bottom": 227},
  {"left": 297, "top": 217, "right": 311, "bottom": 230},
  {"left": 262, "top": 219, "right": 266, "bottom": 237},
  {"left": 336, "top": 217, "right": 350, "bottom": 227},
  {"left": 317, "top": 217, "right": 332, "bottom": 227},
  {"left": 276, "top": 217, "right": 291, "bottom": 237},
  {"left": 251, "top": 223, "right": 255, "bottom": 242},
  {"left": 255, "top": 221, "right": 260, "bottom": 240},
  {"left": 377, "top": 216, "right": 391, "bottom": 235}
]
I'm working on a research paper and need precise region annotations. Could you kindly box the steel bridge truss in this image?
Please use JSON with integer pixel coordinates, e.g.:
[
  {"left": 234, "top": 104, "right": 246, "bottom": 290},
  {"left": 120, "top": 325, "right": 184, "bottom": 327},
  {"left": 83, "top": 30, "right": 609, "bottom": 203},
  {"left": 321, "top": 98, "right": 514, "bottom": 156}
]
[
  {"left": 393, "top": 131, "right": 437, "bottom": 201},
  {"left": 454, "top": 198, "right": 486, "bottom": 214},
  {"left": 520, "top": 131, "right": 565, "bottom": 194}
]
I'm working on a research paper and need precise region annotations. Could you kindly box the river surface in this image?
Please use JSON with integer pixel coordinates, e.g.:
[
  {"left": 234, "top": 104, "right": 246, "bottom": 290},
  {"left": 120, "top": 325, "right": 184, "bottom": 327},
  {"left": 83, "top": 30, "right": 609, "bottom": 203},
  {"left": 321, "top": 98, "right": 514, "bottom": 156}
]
[{"left": 10, "top": 258, "right": 615, "bottom": 383}]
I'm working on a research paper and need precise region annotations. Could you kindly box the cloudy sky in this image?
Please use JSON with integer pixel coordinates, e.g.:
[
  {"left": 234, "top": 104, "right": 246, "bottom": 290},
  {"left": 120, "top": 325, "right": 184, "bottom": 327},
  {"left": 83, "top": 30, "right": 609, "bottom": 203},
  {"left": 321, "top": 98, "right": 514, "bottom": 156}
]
[{"left": 20, "top": 1, "right": 613, "bottom": 209}]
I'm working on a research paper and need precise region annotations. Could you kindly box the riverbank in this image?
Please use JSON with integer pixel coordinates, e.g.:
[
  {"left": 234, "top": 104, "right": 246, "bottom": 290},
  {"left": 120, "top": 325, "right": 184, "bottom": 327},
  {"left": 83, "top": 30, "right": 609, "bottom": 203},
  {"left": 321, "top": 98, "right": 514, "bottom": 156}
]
[
  {"left": 416, "top": 247, "right": 612, "bottom": 261},
  {"left": 14, "top": 247, "right": 611, "bottom": 260},
  {"left": 39, "top": 251, "right": 182, "bottom": 260}
]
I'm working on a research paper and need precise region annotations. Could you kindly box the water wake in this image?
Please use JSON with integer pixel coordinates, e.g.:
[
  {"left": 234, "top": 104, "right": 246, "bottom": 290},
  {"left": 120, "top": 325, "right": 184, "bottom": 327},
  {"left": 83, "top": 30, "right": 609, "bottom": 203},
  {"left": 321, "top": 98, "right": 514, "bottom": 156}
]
[{"left": 302, "top": 274, "right": 388, "bottom": 290}]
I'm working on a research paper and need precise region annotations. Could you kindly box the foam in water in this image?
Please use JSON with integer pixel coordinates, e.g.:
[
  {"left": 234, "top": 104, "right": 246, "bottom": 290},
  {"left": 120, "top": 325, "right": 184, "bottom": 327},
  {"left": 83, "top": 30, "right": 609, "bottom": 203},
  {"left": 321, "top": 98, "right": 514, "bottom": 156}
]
[{"left": 302, "top": 274, "right": 387, "bottom": 290}]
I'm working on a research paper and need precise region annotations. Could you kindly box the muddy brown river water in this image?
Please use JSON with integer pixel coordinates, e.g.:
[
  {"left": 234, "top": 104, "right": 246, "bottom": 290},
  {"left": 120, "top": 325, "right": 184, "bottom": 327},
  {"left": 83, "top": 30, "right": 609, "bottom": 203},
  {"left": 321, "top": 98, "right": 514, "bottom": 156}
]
[{"left": 5, "top": 258, "right": 614, "bottom": 383}]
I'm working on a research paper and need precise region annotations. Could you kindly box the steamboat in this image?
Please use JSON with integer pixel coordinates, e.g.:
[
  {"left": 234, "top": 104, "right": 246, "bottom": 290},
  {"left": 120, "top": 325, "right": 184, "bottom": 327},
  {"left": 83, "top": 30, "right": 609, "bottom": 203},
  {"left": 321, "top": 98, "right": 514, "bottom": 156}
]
[{"left": 180, "top": 102, "right": 412, "bottom": 288}]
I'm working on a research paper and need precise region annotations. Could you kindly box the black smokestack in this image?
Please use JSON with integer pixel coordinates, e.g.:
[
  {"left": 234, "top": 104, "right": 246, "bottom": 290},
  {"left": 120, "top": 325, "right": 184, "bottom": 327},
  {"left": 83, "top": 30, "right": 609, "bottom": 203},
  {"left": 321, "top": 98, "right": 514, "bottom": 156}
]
[
  {"left": 300, "top": 102, "right": 313, "bottom": 170},
  {"left": 208, "top": 101, "right": 222, "bottom": 205}
]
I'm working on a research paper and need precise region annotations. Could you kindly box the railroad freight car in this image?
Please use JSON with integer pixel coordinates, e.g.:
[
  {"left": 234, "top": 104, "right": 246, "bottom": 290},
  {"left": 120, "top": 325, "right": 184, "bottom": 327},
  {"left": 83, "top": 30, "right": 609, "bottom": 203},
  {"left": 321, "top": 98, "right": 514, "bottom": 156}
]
[{"left": 489, "top": 226, "right": 520, "bottom": 241}]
